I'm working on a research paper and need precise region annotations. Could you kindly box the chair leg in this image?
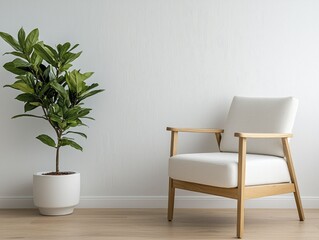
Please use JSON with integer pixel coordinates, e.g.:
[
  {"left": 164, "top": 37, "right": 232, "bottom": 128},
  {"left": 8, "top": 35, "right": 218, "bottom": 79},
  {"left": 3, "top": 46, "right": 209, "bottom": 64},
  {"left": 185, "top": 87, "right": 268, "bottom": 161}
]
[
  {"left": 168, "top": 177, "right": 175, "bottom": 221},
  {"left": 237, "top": 196, "right": 245, "bottom": 238},
  {"left": 293, "top": 187, "right": 305, "bottom": 221},
  {"left": 237, "top": 137, "right": 247, "bottom": 238},
  {"left": 282, "top": 138, "right": 305, "bottom": 221}
]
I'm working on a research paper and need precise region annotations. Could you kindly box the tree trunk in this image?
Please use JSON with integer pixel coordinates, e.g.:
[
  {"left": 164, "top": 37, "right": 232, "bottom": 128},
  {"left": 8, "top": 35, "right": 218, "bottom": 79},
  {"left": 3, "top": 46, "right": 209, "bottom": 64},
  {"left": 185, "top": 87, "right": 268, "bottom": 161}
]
[{"left": 56, "top": 146, "right": 60, "bottom": 173}]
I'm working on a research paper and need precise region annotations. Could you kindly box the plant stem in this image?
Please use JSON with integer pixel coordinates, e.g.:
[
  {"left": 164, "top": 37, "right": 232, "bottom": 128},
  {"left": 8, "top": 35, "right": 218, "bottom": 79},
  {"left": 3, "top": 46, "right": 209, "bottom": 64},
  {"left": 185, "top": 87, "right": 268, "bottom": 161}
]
[
  {"left": 42, "top": 106, "right": 62, "bottom": 174},
  {"left": 56, "top": 145, "right": 60, "bottom": 173},
  {"left": 55, "top": 130, "right": 62, "bottom": 173},
  {"left": 54, "top": 67, "right": 61, "bottom": 174}
]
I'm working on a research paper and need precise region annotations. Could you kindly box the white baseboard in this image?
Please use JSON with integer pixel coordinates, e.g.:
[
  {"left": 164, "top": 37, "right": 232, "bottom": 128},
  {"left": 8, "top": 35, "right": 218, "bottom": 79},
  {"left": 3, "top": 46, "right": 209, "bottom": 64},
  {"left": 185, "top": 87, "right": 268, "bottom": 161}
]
[
  {"left": 79, "top": 196, "right": 319, "bottom": 208},
  {"left": 0, "top": 196, "right": 34, "bottom": 209},
  {"left": 0, "top": 196, "right": 318, "bottom": 209}
]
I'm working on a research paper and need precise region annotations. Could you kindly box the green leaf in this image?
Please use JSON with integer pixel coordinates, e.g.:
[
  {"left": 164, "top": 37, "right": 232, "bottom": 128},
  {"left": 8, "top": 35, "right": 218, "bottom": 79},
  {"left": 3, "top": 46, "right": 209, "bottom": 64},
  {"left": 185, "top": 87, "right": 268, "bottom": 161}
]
[
  {"left": 3, "top": 58, "right": 31, "bottom": 75},
  {"left": 83, "top": 83, "right": 99, "bottom": 93},
  {"left": 24, "top": 102, "right": 38, "bottom": 112},
  {"left": 15, "top": 93, "right": 39, "bottom": 102},
  {"left": 3, "top": 63, "right": 26, "bottom": 75},
  {"left": 50, "top": 80, "right": 70, "bottom": 104},
  {"left": 59, "top": 138, "right": 82, "bottom": 151},
  {"left": 81, "top": 116, "right": 95, "bottom": 120},
  {"left": 25, "top": 28, "right": 39, "bottom": 54},
  {"left": 66, "top": 108, "right": 91, "bottom": 121},
  {"left": 82, "top": 72, "right": 94, "bottom": 81},
  {"left": 60, "top": 63, "right": 72, "bottom": 72},
  {"left": 4, "top": 80, "right": 34, "bottom": 93},
  {"left": 44, "top": 44, "right": 58, "bottom": 59},
  {"left": 62, "top": 136, "right": 74, "bottom": 140},
  {"left": 49, "top": 103, "right": 61, "bottom": 114},
  {"left": 30, "top": 51, "right": 42, "bottom": 66},
  {"left": 38, "top": 82, "right": 51, "bottom": 97},
  {"left": 42, "top": 65, "right": 52, "bottom": 82},
  {"left": 48, "top": 113, "right": 62, "bottom": 124},
  {"left": 29, "top": 101, "right": 42, "bottom": 106},
  {"left": 64, "top": 131, "right": 87, "bottom": 139},
  {"left": 12, "top": 114, "right": 45, "bottom": 119},
  {"left": 4, "top": 51, "right": 27, "bottom": 59},
  {"left": 12, "top": 58, "right": 30, "bottom": 67},
  {"left": 64, "top": 106, "right": 81, "bottom": 118},
  {"left": 78, "top": 89, "right": 104, "bottom": 102},
  {"left": 0, "top": 31, "right": 21, "bottom": 51},
  {"left": 66, "top": 70, "right": 93, "bottom": 95},
  {"left": 69, "top": 43, "right": 79, "bottom": 52},
  {"left": 58, "top": 121, "right": 67, "bottom": 129},
  {"left": 57, "top": 44, "right": 62, "bottom": 52},
  {"left": 36, "top": 134, "right": 56, "bottom": 148},
  {"left": 76, "top": 119, "right": 87, "bottom": 127},
  {"left": 77, "top": 108, "right": 91, "bottom": 118},
  {"left": 17, "top": 28, "right": 26, "bottom": 50},
  {"left": 64, "top": 51, "right": 82, "bottom": 65},
  {"left": 67, "top": 120, "right": 80, "bottom": 127},
  {"left": 65, "top": 71, "right": 77, "bottom": 93},
  {"left": 58, "top": 42, "right": 71, "bottom": 57},
  {"left": 34, "top": 42, "right": 56, "bottom": 66}
]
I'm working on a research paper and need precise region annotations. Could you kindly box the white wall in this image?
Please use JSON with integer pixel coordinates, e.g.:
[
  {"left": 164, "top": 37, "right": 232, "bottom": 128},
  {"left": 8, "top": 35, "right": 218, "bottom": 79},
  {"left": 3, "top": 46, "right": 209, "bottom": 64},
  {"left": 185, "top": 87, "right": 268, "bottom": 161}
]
[{"left": 0, "top": 0, "right": 319, "bottom": 208}]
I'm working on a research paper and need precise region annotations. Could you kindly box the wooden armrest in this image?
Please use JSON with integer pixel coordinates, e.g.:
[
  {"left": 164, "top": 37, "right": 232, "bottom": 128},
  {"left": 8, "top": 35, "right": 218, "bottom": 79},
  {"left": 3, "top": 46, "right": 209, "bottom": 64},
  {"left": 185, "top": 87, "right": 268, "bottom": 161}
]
[
  {"left": 166, "top": 127, "right": 224, "bottom": 134},
  {"left": 167, "top": 127, "right": 224, "bottom": 156},
  {"left": 234, "top": 132, "right": 293, "bottom": 138}
]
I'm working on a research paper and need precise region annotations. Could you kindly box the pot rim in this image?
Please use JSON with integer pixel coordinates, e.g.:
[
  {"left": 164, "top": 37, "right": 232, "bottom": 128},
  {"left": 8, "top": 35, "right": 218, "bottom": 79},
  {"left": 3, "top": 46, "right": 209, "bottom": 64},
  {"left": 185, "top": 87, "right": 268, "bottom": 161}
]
[{"left": 34, "top": 172, "right": 80, "bottom": 177}]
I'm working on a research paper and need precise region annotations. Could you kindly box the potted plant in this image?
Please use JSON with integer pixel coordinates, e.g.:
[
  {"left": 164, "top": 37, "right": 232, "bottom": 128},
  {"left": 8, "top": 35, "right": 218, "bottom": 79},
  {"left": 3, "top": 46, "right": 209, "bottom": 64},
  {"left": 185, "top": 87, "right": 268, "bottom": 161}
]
[{"left": 0, "top": 28, "right": 103, "bottom": 215}]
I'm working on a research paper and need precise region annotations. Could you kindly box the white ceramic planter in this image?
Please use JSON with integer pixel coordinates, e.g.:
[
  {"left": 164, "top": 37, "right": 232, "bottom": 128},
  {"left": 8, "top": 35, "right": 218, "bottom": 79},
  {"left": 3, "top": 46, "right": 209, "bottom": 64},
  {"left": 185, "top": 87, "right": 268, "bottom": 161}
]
[{"left": 33, "top": 172, "right": 80, "bottom": 216}]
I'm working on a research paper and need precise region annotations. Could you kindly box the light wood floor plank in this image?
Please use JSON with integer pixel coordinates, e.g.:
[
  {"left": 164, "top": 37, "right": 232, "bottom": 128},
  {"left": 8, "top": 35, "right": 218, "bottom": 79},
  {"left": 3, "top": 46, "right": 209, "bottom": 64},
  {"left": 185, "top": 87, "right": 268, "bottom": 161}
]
[{"left": 0, "top": 209, "right": 317, "bottom": 239}]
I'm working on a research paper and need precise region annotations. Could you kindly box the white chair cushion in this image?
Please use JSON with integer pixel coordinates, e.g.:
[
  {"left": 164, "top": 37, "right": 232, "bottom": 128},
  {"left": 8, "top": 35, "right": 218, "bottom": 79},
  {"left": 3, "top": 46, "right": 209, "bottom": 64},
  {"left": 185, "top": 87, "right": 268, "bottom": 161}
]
[
  {"left": 220, "top": 96, "right": 298, "bottom": 157},
  {"left": 169, "top": 152, "right": 290, "bottom": 188}
]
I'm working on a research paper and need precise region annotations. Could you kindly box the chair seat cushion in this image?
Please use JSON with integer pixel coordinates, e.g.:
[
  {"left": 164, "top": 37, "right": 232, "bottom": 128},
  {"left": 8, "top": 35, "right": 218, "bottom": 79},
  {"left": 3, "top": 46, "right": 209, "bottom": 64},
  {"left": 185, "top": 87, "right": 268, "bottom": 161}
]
[{"left": 169, "top": 152, "right": 290, "bottom": 188}]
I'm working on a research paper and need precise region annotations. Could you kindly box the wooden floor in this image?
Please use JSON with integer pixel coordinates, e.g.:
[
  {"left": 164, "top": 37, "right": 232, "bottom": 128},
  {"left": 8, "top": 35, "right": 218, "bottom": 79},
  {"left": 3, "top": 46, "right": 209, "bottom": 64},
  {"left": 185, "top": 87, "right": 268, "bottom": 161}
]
[{"left": 0, "top": 209, "right": 318, "bottom": 239}]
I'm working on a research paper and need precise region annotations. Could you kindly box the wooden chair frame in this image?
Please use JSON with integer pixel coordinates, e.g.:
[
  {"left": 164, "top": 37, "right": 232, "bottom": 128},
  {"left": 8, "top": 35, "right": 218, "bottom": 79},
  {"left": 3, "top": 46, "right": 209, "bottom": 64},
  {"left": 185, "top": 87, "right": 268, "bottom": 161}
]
[{"left": 167, "top": 127, "right": 305, "bottom": 238}]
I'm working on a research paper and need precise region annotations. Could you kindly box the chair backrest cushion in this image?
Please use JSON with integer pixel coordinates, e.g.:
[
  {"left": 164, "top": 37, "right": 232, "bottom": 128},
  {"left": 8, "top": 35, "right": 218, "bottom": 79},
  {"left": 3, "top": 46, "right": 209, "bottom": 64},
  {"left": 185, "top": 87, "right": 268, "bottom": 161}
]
[{"left": 220, "top": 96, "right": 298, "bottom": 157}]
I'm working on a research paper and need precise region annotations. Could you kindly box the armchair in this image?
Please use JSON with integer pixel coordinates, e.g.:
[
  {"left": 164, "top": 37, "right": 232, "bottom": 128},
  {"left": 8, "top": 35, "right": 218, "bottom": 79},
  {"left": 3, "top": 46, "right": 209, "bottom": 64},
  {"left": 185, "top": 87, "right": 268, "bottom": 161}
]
[{"left": 166, "top": 96, "right": 304, "bottom": 238}]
